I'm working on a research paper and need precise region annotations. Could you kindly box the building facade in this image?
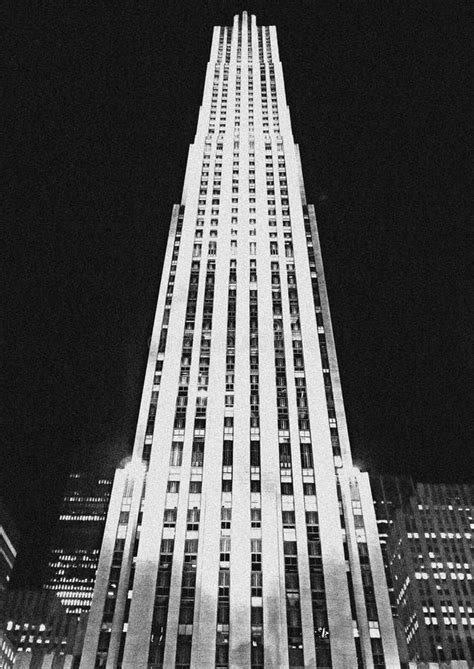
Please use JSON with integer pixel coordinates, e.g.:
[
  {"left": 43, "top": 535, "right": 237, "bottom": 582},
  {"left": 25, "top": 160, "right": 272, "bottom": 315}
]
[
  {"left": 0, "top": 629, "right": 15, "bottom": 669},
  {"left": 371, "top": 477, "right": 417, "bottom": 616},
  {"left": 371, "top": 476, "right": 418, "bottom": 667},
  {"left": 44, "top": 472, "right": 112, "bottom": 617},
  {"left": 0, "top": 589, "right": 86, "bottom": 667},
  {"left": 81, "top": 13, "right": 399, "bottom": 668},
  {"left": 387, "top": 483, "right": 473, "bottom": 666},
  {"left": 0, "top": 500, "right": 19, "bottom": 603}
]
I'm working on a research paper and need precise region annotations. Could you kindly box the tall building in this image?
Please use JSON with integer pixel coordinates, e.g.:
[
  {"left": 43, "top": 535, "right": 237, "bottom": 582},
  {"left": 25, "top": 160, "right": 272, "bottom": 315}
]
[
  {"left": 81, "top": 13, "right": 399, "bottom": 668},
  {"left": 44, "top": 472, "right": 113, "bottom": 617},
  {"left": 370, "top": 476, "right": 417, "bottom": 668},
  {"left": 387, "top": 483, "right": 473, "bottom": 666}
]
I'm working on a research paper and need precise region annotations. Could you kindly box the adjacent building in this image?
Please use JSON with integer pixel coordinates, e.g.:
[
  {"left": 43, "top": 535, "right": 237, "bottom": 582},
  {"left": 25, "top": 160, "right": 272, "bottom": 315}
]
[
  {"left": 371, "top": 475, "right": 418, "bottom": 666},
  {"left": 44, "top": 472, "right": 113, "bottom": 617},
  {"left": 387, "top": 483, "right": 473, "bottom": 666},
  {"left": 80, "top": 12, "right": 399, "bottom": 668},
  {"left": 0, "top": 628, "right": 15, "bottom": 669},
  {"left": 0, "top": 589, "right": 86, "bottom": 667},
  {"left": 0, "top": 500, "right": 19, "bottom": 603}
]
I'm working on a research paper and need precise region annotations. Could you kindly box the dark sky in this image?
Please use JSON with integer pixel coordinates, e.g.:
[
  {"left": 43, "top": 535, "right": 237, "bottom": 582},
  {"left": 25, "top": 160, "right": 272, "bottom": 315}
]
[{"left": 4, "top": 0, "right": 473, "bottom": 587}]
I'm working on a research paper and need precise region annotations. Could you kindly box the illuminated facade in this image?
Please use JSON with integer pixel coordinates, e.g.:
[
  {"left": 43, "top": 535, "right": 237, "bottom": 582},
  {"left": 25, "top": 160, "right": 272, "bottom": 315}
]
[
  {"left": 387, "top": 483, "right": 473, "bottom": 666},
  {"left": 81, "top": 13, "right": 399, "bottom": 668},
  {"left": 45, "top": 472, "right": 112, "bottom": 616},
  {"left": 0, "top": 589, "right": 85, "bottom": 665},
  {"left": 0, "top": 628, "right": 15, "bottom": 669}
]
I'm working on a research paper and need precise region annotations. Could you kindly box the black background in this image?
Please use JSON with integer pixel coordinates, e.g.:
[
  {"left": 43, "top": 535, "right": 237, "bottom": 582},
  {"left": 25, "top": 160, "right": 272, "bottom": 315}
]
[{"left": 4, "top": 0, "right": 473, "bottom": 587}]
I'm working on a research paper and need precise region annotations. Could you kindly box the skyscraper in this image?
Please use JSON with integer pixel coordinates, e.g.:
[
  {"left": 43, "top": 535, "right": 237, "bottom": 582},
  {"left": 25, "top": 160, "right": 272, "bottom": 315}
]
[
  {"left": 386, "top": 483, "right": 473, "bottom": 666},
  {"left": 44, "top": 472, "right": 113, "bottom": 617},
  {"left": 81, "top": 13, "right": 399, "bottom": 668}
]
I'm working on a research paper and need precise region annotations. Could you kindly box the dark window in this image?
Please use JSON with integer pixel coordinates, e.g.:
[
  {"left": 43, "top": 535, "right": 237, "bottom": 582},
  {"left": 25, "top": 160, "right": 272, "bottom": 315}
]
[
  {"left": 251, "top": 479, "right": 261, "bottom": 493},
  {"left": 281, "top": 481, "right": 294, "bottom": 495},
  {"left": 222, "top": 479, "right": 232, "bottom": 492},
  {"left": 223, "top": 441, "right": 233, "bottom": 466},
  {"left": 303, "top": 482, "right": 316, "bottom": 496},
  {"left": 189, "top": 481, "right": 202, "bottom": 494},
  {"left": 300, "top": 444, "right": 313, "bottom": 469},
  {"left": 176, "top": 635, "right": 192, "bottom": 668}
]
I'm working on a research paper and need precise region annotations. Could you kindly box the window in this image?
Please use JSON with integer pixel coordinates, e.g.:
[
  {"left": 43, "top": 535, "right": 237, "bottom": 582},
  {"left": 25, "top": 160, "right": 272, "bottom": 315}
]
[
  {"left": 119, "top": 511, "right": 129, "bottom": 524},
  {"left": 187, "top": 507, "right": 200, "bottom": 531},
  {"left": 189, "top": 480, "right": 202, "bottom": 494},
  {"left": 217, "top": 603, "right": 229, "bottom": 624},
  {"left": 161, "top": 538, "right": 174, "bottom": 554},
  {"left": 251, "top": 571, "right": 263, "bottom": 597},
  {"left": 223, "top": 440, "right": 233, "bottom": 466},
  {"left": 251, "top": 606, "right": 263, "bottom": 625},
  {"left": 191, "top": 440, "right": 204, "bottom": 467},
  {"left": 184, "top": 539, "right": 198, "bottom": 555},
  {"left": 300, "top": 444, "right": 313, "bottom": 469},
  {"left": 222, "top": 478, "right": 232, "bottom": 492},
  {"left": 251, "top": 508, "right": 261, "bottom": 528},
  {"left": 251, "top": 479, "right": 261, "bottom": 493},
  {"left": 170, "top": 442, "right": 183, "bottom": 467},
  {"left": 176, "top": 636, "right": 192, "bottom": 667},
  {"left": 167, "top": 480, "right": 180, "bottom": 493},
  {"left": 220, "top": 537, "right": 231, "bottom": 561},
  {"left": 181, "top": 570, "right": 196, "bottom": 599},
  {"left": 251, "top": 537, "right": 262, "bottom": 553},
  {"left": 371, "top": 638, "right": 384, "bottom": 667},
  {"left": 282, "top": 510, "right": 296, "bottom": 528},
  {"left": 250, "top": 441, "right": 261, "bottom": 467},
  {"left": 279, "top": 442, "right": 292, "bottom": 468},
  {"left": 221, "top": 506, "right": 231, "bottom": 529},
  {"left": 164, "top": 508, "right": 177, "bottom": 527},
  {"left": 218, "top": 569, "right": 230, "bottom": 598}
]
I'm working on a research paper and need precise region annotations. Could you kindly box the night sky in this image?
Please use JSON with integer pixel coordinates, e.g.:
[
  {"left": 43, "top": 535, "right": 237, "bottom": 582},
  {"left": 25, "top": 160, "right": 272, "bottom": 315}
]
[{"left": 4, "top": 0, "right": 473, "bottom": 587}]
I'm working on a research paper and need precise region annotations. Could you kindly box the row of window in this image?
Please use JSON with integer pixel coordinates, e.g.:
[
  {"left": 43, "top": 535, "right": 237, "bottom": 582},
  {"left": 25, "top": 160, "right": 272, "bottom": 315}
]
[
  {"left": 270, "top": 256, "right": 306, "bottom": 667},
  {"left": 248, "top": 272, "right": 264, "bottom": 669},
  {"left": 143, "top": 209, "right": 185, "bottom": 463},
  {"left": 214, "top": 258, "right": 238, "bottom": 668}
]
